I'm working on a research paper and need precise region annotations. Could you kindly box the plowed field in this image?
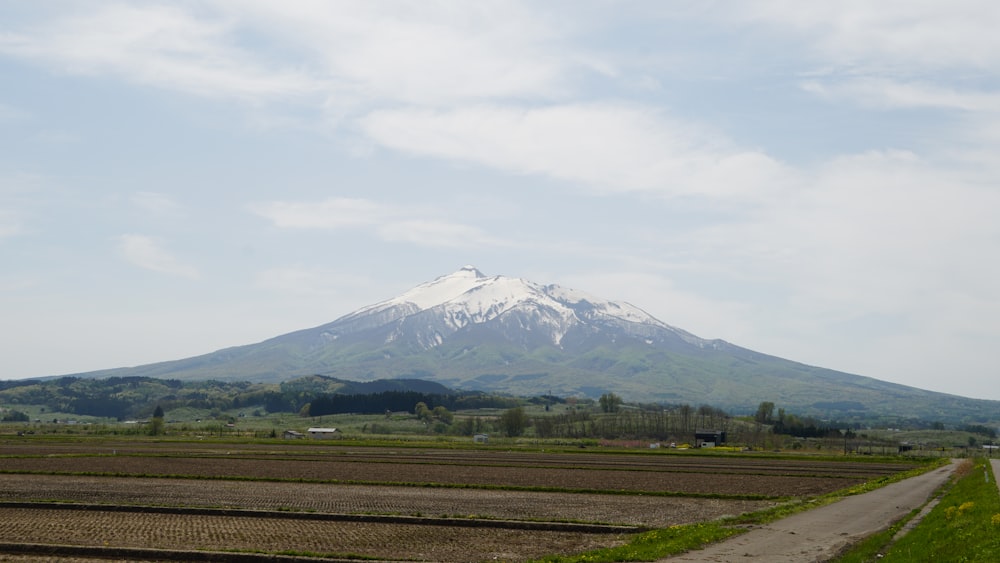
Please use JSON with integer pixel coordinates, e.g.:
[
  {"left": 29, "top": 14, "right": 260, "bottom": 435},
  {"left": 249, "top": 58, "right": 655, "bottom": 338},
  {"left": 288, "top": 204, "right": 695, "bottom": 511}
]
[{"left": 0, "top": 440, "right": 919, "bottom": 562}]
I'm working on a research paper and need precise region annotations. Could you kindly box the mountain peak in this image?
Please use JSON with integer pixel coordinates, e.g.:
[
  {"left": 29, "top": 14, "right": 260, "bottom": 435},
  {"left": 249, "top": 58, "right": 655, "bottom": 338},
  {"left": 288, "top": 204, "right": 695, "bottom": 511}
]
[
  {"left": 457, "top": 265, "right": 485, "bottom": 278},
  {"left": 335, "top": 267, "right": 695, "bottom": 353},
  {"left": 379, "top": 266, "right": 493, "bottom": 311},
  {"left": 62, "top": 269, "right": 1000, "bottom": 423}
]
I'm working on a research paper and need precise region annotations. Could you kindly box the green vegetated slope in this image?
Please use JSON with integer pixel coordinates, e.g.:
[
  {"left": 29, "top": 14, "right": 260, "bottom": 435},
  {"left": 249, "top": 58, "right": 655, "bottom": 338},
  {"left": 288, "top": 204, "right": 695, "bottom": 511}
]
[
  {"left": 36, "top": 264, "right": 1000, "bottom": 426},
  {"left": 51, "top": 319, "right": 1000, "bottom": 424},
  {"left": 0, "top": 375, "right": 457, "bottom": 421}
]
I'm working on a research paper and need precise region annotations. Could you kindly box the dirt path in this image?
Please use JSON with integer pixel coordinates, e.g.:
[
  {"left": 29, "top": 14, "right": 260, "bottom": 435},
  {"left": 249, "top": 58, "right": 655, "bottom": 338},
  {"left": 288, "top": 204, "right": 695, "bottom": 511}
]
[{"left": 663, "top": 460, "right": 958, "bottom": 563}]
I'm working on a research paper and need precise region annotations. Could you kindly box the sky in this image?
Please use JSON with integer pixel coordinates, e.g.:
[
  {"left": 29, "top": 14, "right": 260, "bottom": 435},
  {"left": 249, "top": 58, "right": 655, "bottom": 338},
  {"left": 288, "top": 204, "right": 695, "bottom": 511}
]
[{"left": 2, "top": 1, "right": 999, "bottom": 400}]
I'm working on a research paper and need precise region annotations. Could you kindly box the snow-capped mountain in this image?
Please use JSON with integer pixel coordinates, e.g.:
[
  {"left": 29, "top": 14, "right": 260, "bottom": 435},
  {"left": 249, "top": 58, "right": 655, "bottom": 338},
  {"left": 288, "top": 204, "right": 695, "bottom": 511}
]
[
  {"left": 322, "top": 266, "right": 705, "bottom": 352},
  {"left": 66, "top": 266, "right": 991, "bottom": 418}
]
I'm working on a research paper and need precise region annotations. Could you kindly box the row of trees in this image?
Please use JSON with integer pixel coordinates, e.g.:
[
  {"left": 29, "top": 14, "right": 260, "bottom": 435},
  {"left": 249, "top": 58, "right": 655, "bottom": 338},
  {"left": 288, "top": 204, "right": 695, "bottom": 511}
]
[
  {"left": 481, "top": 401, "right": 866, "bottom": 444},
  {"left": 472, "top": 402, "right": 734, "bottom": 440},
  {"left": 1, "top": 410, "right": 29, "bottom": 422},
  {"left": 414, "top": 401, "right": 454, "bottom": 424},
  {"left": 305, "top": 391, "right": 478, "bottom": 417},
  {"left": 755, "top": 401, "right": 851, "bottom": 438}
]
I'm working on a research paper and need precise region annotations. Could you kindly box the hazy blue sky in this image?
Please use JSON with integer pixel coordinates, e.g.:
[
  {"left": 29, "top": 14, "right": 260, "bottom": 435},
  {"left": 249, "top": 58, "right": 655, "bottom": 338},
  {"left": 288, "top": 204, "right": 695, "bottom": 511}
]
[{"left": 3, "top": 2, "right": 999, "bottom": 400}]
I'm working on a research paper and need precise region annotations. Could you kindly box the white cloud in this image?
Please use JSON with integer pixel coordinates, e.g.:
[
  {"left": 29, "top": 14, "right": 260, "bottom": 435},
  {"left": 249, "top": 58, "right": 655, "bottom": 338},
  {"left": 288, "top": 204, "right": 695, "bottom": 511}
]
[
  {"left": 727, "top": 2, "right": 1000, "bottom": 156},
  {"left": 249, "top": 197, "right": 503, "bottom": 248},
  {"left": 667, "top": 148, "right": 1000, "bottom": 376},
  {"left": 224, "top": 1, "right": 577, "bottom": 109},
  {"left": 802, "top": 79, "right": 1000, "bottom": 112},
  {"left": 0, "top": 1, "right": 585, "bottom": 113},
  {"left": 0, "top": 4, "right": 319, "bottom": 102},
  {"left": 360, "top": 103, "right": 791, "bottom": 200},
  {"left": 729, "top": 1, "right": 1000, "bottom": 71},
  {"left": 249, "top": 198, "right": 388, "bottom": 229},
  {"left": 117, "top": 234, "right": 200, "bottom": 279},
  {"left": 255, "top": 267, "right": 369, "bottom": 298}
]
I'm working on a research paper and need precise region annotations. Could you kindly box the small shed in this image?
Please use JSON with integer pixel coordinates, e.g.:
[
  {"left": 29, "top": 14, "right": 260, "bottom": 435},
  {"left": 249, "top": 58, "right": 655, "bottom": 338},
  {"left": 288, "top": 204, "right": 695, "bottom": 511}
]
[
  {"left": 283, "top": 430, "right": 304, "bottom": 439},
  {"left": 473, "top": 433, "right": 489, "bottom": 444},
  {"left": 307, "top": 427, "right": 342, "bottom": 439},
  {"left": 694, "top": 430, "right": 726, "bottom": 448}
]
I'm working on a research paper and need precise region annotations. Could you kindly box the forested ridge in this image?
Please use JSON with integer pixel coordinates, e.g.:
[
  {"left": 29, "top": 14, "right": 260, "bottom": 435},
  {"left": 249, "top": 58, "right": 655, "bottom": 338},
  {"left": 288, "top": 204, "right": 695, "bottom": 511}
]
[{"left": 0, "top": 375, "right": 512, "bottom": 420}]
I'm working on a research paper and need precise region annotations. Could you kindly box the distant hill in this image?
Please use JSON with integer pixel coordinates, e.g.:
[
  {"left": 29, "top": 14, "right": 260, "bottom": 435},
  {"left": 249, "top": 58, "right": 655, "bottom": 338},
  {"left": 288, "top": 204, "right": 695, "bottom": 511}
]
[
  {"left": 0, "top": 375, "right": 465, "bottom": 420},
  {"left": 62, "top": 266, "right": 1000, "bottom": 424}
]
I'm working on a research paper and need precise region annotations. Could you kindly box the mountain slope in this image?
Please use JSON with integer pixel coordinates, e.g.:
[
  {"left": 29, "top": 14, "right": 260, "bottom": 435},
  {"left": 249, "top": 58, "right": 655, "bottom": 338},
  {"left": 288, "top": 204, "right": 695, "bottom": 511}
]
[{"left": 68, "top": 267, "right": 1000, "bottom": 422}]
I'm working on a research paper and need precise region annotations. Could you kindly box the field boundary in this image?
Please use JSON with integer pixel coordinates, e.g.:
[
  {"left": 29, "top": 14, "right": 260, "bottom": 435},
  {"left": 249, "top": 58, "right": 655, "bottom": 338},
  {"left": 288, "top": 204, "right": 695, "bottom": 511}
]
[
  {"left": 0, "top": 500, "right": 645, "bottom": 534},
  {"left": 0, "top": 541, "right": 386, "bottom": 562},
  {"left": 0, "top": 468, "right": 786, "bottom": 500}
]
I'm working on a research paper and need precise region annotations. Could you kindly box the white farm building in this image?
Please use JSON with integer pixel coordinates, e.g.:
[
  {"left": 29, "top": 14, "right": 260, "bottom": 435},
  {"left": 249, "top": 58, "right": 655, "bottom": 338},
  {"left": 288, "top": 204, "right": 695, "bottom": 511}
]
[{"left": 307, "top": 427, "right": 342, "bottom": 439}]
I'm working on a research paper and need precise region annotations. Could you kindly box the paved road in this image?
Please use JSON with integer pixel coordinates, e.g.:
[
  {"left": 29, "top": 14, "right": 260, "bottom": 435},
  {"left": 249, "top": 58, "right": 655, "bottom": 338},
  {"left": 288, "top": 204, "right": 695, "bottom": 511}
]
[
  {"left": 663, "top": 460, "right": 958, "bottom": 563},
  {"left": 993, "top": 459, "right": 1000, "bottom": 495}
]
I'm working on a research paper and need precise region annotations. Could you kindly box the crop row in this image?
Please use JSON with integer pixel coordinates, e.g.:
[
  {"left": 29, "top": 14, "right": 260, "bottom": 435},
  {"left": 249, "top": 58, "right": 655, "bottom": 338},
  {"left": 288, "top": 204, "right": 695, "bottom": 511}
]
[
  {"left": 1, "top": 454, "right": 865, "bottom": 497},
  {"left": 0, "top": 473, "right": 776, "bottom": 528},
  {"left": 0, "top": 441, "right": 916, "bottom": 477},
  {"left": 0, "top": 440, "right": 924, "bottom": 562},
  {"left": 0, "top": 506, "right": 625, "bottom": 562}
]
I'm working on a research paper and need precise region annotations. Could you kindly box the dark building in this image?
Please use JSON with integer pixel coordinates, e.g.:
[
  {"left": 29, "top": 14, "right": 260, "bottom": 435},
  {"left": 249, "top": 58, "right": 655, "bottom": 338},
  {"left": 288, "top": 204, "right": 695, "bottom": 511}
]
[{"left": 695, "top": 430, "right": 726, "bottom": 448}]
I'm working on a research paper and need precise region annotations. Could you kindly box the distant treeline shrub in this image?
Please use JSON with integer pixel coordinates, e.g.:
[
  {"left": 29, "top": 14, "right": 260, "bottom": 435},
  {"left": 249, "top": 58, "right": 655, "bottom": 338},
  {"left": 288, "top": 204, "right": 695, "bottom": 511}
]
[
  {"left": 771, "top": 412, "right": 849, "bottom": 438},
  {"left": 0, "top": 375, "right": 524, "bottom": 420},
  {"left": 1, "top": 409, "right": 30, "bottom": 422},
  {"left": 531, "top": 403, "right": 732, "bottom": 441},
  {"left": 306, "top": 391, "right": 517, "bottom": 417}
]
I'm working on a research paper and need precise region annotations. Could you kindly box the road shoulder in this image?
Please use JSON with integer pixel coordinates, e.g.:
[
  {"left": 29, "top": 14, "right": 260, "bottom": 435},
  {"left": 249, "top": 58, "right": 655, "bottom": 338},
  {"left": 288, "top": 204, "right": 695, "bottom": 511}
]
[{"left": 663, "top": 460, "right": 958, "bottom": 563}]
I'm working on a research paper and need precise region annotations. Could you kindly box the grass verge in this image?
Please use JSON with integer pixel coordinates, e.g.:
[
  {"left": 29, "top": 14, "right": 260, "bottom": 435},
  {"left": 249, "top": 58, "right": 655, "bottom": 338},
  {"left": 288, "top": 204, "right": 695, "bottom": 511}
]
[
  {"left": 529, "top": 522, "right": 743, "bottom": 562},
  {"left": 830, "top": 508, "right": 921, "bottom": 563},
  {"left": 834, "top": 458, "right": 1000, "bottom": 562}
]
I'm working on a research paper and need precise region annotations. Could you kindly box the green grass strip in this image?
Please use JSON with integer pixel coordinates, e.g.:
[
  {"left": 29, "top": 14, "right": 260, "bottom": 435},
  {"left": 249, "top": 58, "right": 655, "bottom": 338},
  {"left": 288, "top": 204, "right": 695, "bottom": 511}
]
[
  {"left": 528, "top": 522, "right": 744, "bottom": 562},
  {"left": 873, "top": 458, "right": 1000, "bottom": 562},
  {"left": 831, "top": 508, "right": 921, "bottom": 563}
]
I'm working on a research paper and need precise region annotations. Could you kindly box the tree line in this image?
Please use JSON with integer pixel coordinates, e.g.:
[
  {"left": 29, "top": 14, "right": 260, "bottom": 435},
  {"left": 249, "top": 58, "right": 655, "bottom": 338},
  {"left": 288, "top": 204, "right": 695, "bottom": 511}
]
[
  {"left": 525, "top": 402, "right": 733, "bottom": 440},
  {"left": 0, "top": 376, "right": 521, "bottom": 420},
  {"left": 753, "top": 401, "right": 850, "bottom": 438},
  {"left": 304, "top": 391, "right": 516, "bottom": 417}
]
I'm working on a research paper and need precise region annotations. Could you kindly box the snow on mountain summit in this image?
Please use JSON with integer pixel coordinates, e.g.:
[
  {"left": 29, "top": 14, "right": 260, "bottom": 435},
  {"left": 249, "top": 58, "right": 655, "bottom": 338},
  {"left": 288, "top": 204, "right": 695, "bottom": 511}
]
[
  {"left": 331, "top": 267, "right": 696, "bottom": 350},
  {"left": 390, "top": 266, "right": 490, "bottom": 310}
]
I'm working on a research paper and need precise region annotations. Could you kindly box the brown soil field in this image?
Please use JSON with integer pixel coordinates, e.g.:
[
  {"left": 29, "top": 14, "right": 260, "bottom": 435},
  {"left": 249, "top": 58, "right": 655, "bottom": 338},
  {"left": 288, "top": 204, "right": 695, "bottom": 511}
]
[
  {"left": 0, "top": 440, "right": 920, "bottom": 561},
  {"left": 0, "top": 474, "right": 774, "bottom": 528},
  {"left": 0, "top": 506, "right": 626, "bottom": 562},
  {"left": 0, "top": 441, "right": 912, "bottom": 478},
  {"left": 0, "top": 441, "right": 914, "bottom": 497},
  {"left": 0, "top": 454, "right": 864, "bottom": 496}
]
